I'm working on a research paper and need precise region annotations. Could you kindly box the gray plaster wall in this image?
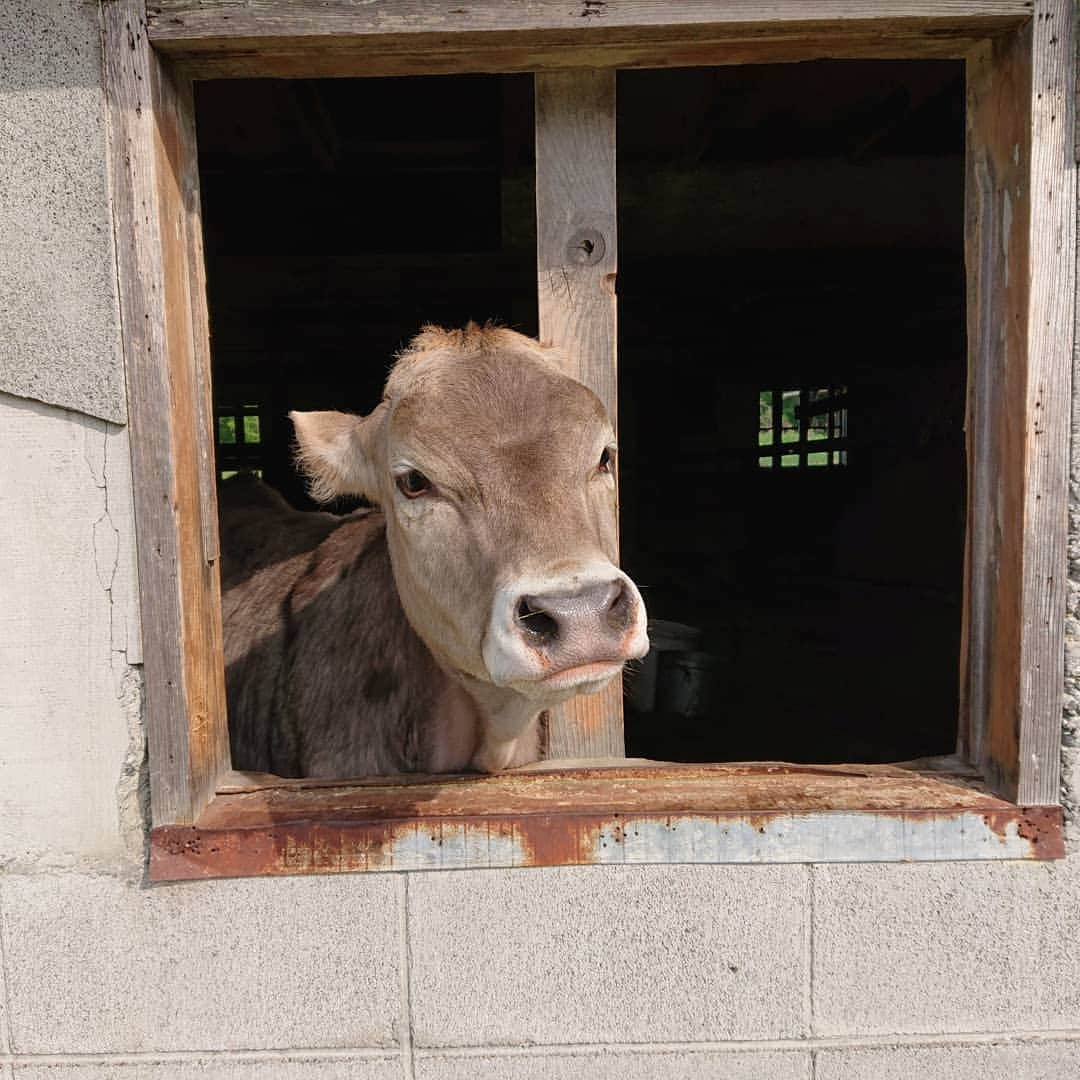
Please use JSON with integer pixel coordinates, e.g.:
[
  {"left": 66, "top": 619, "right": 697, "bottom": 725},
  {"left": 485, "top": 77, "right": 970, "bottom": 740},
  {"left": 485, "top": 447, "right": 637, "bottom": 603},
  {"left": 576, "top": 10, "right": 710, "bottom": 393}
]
[
  {"left": 1, "top": 3, "right": 1079, "bottom": 1078},
  {"left": 0, "top": 0, "right": 126, "bottom": 424}
]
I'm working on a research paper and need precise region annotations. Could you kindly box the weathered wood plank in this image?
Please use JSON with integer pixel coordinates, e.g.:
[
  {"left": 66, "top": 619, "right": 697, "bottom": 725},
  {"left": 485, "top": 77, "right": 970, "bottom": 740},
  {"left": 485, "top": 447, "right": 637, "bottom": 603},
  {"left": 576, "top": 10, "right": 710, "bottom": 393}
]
[
  {"left": 148, "top": 0, "right": 1027, "bottom": 78},
  {"left": 173, "top": 69, "right": 232, "bottom": 804},
  {"left": 149, "top": 764, "right": 1065, "bottom": 879},
  {"left": 176, "top": 75, "right": 223, "bottom": 570},
  {"left": 147, "top": 0, "right": 1031, "bottom": 51},
  {"left": 199, "top": 764, "right": 1020, "bottom": 822},
  {"left": 535, "top": 70, "right": 623, "bottom": 760},
  {"left": 1017, "top": 0, "right": 1075, "bottom": 804},
  {"left": 962, "top": 3, "right": 1074, "bottom": 805},
  {"left": 170, "top": 33, "right": 993, "bottom": 80},
  {"left": 102, "top": 0, "right": 230, "bottom": 825},
  {"left": 152, "top": 51, "right": 232, "bottom": 825},
  {"left": 217, "top": 759, "right": 985, "bottom": 795},
  {"left": 961, "top": 27, "right": 1032, "bottom": 800},
  {"left": 536, "top": 71, "right": 619, "bottom": 418}
]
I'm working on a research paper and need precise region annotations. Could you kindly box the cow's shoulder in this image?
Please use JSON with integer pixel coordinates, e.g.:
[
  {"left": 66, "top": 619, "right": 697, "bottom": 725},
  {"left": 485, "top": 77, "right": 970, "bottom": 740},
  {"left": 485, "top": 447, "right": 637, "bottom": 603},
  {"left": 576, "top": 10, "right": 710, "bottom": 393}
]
[{"left": 217, "top": 474, "right": 382, "bottom": 590}]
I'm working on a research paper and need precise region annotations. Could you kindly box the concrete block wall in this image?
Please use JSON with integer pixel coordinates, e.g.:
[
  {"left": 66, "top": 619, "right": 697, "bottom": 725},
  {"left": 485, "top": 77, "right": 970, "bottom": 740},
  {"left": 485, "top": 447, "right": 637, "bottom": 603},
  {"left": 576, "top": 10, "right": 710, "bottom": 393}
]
[{"left": 1, "top": 3, "right": 1078, "bottom": 1078}]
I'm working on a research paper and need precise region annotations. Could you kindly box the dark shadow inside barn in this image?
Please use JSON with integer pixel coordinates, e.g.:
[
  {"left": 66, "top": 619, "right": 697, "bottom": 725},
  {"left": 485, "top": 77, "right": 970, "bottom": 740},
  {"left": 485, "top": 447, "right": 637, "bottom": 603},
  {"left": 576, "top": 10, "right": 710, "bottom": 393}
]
[
  {"left": 197, "top": 60, "right": 966, "bottom": 768},
  {"left": 616, "top": 63, "right": 966, "bottom": 764},
  {"left": 195, "top": 74, "right": 539, "bottom": 511}
]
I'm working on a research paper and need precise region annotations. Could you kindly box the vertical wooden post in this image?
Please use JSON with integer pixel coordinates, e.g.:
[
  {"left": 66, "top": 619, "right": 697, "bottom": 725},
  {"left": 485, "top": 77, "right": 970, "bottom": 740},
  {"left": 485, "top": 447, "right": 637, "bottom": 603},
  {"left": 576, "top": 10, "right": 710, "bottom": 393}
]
[
  {"left": 962, "top": 27, "right": 1032, "bottom": 801},
  {"left": 1016, "top": 0, "right": 1075, "bottom": 805},
  {"left": 962, "top": 1, "right": 1074, "bottom": 804},
  {"left": 535, "top": 70, "right": 624, "bottom": 759},
  {"left": 103, "top": 0, "right": 230, "bottom": 824}
]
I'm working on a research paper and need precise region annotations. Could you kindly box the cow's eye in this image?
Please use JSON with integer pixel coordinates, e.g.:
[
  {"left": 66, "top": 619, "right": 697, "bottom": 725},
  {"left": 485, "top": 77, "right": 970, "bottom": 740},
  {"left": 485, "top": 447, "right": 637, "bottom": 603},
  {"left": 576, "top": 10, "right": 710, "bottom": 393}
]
[
  {"left": 395, "top": 469, "right": 432, "bottom": 499},
  {"left": 598, "top": 446, "right": 616, "bottom": 475}
]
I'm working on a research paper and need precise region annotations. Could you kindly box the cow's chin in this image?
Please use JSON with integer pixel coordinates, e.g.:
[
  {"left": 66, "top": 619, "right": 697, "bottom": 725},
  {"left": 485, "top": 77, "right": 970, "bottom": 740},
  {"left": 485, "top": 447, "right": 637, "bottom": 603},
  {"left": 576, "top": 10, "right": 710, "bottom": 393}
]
[{"left": 504, "top": 659, "right": 626, "bottom": 704}]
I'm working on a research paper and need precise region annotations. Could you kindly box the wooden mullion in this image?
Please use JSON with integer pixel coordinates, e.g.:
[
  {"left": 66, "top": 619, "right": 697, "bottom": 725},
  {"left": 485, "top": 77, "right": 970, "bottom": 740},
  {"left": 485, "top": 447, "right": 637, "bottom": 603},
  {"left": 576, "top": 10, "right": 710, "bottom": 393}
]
[
  {"left": 536, "top": 69, "right": 623, "bottom": 759},
  {"left": 103, "top": 0, "right": 229, "bottom": 825}
]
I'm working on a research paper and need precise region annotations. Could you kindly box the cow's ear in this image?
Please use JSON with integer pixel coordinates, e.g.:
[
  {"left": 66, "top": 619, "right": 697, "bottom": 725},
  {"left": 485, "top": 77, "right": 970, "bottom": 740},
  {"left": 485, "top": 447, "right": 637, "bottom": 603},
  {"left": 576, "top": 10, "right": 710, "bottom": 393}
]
[{"left": 290, "top": 407, "right": 385, "bottom": 504}]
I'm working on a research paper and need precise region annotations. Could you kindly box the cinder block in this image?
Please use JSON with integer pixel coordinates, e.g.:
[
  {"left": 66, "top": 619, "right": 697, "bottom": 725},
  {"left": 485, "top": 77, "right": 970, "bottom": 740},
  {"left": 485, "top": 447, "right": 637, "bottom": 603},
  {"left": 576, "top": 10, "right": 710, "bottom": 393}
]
[
  {"left": 0, "top": 0, "right": 126, "bottom": 422},
  {"left": 2, "top": 873, "right": 402, "bottom": 1053},
  {"left": 816, "top": 1039, "right": 1080, "bottom": 1080},
  {"left": 408, "top": 864, "right": 809, "bottom": 1046},
  {"left": 812, "top": 858, "right": 1080, "bottom": 1035},
  {"left": 416, "top": 1049, "right": 809, "bottom": 1080},
  {"left": 13, "top": 1057, "right": 402, "bottom": 1080}
]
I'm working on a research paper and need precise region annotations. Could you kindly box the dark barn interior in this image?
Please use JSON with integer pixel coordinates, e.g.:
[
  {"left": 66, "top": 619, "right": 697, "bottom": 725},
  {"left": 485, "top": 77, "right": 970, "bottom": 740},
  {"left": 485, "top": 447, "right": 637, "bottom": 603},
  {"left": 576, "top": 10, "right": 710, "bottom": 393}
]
[
  {"left": 196, "top": 74, "right": 538, "bottom": 510},
  {"left": 196, "top": 60, "right": 966, "bottom": 767}
]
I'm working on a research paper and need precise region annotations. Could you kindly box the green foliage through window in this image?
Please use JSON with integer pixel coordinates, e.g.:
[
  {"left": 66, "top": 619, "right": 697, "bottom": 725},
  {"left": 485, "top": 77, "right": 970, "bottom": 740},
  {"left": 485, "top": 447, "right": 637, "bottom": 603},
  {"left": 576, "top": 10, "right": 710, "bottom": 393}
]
[
  {"left": 216, "top": 402, "right": 265, "bottom": 478},
  {"left": 758, "top": 387, "right": 847, "bottom": 469}
]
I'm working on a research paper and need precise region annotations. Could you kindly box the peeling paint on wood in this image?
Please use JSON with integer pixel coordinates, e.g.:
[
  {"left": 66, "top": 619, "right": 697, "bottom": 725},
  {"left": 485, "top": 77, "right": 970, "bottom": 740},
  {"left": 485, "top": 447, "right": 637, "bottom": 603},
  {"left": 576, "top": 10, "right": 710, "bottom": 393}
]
[{"left": 149, "top": 765, "right": 1063, "bottom": 880}]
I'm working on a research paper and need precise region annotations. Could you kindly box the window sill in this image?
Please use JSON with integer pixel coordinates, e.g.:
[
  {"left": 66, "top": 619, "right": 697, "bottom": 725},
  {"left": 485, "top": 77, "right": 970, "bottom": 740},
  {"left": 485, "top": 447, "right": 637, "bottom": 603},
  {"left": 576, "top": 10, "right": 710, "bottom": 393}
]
[{"left": 149, "top": 760, "right": 1064, "bottom": 881}]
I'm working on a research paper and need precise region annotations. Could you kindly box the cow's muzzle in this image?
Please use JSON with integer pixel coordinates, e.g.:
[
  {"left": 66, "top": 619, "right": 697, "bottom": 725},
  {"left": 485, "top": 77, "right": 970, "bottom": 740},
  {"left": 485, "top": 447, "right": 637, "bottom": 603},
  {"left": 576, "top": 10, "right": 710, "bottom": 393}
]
[{"left": 482, "top": 564, "right": 649, "bottom": 696}]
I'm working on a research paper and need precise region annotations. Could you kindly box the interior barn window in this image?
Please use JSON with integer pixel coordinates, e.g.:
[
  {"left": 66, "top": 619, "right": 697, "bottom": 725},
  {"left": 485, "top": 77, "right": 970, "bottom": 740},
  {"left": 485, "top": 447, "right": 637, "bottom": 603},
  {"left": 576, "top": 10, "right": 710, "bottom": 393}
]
[
  {"left": 617, "top": 61, "right": 966, "bottom": 766},
  {"left": 216, "top": 398, "right": 266, "bottom": 480},
  {"left": 758, "top": 387, "right": 848, "bottom": 469}
]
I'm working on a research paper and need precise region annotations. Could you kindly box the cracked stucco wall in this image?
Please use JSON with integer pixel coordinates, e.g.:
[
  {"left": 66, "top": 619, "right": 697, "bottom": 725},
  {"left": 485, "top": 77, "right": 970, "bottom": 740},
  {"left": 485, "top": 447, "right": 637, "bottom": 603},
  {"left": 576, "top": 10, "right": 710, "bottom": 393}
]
[
  {"left": 0, "top": 396, "right": 145, "bottom": 874},
  {"left": 0, "top": 0, "right": 144, "bottom": 876}
]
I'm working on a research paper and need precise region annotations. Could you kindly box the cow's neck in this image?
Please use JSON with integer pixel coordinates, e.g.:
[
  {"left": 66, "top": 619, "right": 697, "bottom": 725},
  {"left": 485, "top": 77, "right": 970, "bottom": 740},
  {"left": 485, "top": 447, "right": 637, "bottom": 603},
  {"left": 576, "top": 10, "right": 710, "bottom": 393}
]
[
  {"left": 379, "top": 532, "right": 544, "bottom": 773},
  {"left": 452, "top": 674, "right": 543, "bottom": 773}
]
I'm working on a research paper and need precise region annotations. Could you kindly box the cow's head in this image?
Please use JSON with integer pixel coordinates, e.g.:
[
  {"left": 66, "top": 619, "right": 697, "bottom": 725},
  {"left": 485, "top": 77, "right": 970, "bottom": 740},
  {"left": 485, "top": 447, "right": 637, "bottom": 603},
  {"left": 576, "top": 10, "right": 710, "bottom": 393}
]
[{"left": 290, "top": 325, "right": 649, "bottom": 722}]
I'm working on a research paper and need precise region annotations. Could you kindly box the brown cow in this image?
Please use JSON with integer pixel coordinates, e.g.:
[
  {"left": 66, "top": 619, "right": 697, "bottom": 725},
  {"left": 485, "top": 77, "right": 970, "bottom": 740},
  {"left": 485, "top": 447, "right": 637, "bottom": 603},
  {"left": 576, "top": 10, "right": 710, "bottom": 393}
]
[{"left": 220, "top": 324, "right": 648, "bottom": 777}]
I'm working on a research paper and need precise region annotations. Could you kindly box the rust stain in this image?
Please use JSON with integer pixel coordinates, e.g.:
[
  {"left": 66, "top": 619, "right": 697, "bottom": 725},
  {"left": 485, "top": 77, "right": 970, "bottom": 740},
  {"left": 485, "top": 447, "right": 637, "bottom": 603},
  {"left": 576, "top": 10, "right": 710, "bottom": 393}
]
[
  {"left": 149, "top": 771, "right": 1066, "bottom": 882},
  {"left": 983, "top": 805, "right": 1065, "bottom": 857},
  {"left": 515, "top": 813, "right": 598, "bottom": 866}
]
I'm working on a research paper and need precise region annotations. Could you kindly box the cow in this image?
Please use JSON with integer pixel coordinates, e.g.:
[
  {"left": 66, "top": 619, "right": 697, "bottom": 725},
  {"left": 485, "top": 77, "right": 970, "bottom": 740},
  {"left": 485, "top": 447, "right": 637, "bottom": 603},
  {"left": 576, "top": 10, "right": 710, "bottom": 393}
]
[{"left": 220, "top": 324, "right": 649, "bottom": 778}]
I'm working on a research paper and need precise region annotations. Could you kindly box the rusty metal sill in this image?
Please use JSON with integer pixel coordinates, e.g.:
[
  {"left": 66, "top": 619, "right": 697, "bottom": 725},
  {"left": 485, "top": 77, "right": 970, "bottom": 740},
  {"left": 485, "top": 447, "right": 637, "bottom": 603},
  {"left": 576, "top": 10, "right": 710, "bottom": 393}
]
[{"left": 149, "top": 761, "right": 1064, "bottom": 881}]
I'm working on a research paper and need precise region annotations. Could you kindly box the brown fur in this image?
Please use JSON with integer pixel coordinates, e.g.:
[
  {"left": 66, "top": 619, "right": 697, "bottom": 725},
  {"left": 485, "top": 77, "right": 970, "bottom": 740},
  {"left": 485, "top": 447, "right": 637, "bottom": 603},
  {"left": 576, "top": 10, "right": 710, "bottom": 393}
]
[{"left": 220, "top": 477, "right": 473, "bottom": 776}]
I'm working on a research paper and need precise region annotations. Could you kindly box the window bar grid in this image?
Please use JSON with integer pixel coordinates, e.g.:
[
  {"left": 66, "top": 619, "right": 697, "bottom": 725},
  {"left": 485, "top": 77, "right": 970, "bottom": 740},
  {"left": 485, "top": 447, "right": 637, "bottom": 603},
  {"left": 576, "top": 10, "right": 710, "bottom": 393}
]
[{"left": 772, "top": 388, "right": 782, "bottom": 468}]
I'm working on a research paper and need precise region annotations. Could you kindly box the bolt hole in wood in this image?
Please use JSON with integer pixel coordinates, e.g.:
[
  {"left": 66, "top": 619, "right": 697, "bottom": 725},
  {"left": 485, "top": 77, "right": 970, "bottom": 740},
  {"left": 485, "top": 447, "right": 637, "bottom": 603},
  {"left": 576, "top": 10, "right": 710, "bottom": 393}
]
[
  {"left": 198, "top": 60, "right": 965, "bottom": 773},
  {"left": 568, "top": 227, "right": 605, "bottom": 264}
]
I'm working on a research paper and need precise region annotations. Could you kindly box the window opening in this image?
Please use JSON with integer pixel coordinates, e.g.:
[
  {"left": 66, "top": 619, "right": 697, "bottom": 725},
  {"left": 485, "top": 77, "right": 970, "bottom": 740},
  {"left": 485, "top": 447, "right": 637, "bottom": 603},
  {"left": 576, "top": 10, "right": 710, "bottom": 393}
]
[
  {"left": 617, "top": 60, "right": 966, "bottom": 765},
  {"left": 197, "top": 74, "right": 536, "bottom": 513},
  {"left": 196, "top": 73, "right": 538, "bottom": 774}
]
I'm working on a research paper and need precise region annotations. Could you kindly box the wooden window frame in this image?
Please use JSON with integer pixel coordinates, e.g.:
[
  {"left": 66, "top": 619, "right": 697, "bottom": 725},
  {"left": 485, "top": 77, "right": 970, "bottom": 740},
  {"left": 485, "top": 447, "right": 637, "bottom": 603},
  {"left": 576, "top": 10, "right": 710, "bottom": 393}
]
[{"left": 102, "top": 0, "right": 1075, "bottom": 879}]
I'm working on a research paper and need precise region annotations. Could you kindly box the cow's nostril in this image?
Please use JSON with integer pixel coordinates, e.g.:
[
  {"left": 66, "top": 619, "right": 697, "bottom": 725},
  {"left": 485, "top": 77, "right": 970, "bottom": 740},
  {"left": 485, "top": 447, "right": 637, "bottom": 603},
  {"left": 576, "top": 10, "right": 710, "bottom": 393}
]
[
  {"left": 516, "top": 597, "right": 559, "bottom": 645},
  {"left": 605, "top": 582, "right": 633, "bottom": 631}
]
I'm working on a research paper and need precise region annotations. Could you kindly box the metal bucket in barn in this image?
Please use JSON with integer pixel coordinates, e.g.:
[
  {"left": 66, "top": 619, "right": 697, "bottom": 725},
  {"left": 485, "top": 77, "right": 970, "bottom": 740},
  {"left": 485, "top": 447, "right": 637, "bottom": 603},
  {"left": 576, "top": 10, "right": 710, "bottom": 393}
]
[
  {"left": 656, "top": 650, "right": 717, "bottom": 718},
  {"left": 625, "top": 619, "right": 701, "bottom": 712}
]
